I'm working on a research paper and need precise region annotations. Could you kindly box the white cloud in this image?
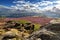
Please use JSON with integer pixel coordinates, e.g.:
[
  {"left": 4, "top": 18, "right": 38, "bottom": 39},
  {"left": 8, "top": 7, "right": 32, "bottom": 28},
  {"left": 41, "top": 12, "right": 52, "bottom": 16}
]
[
  {"left": 0, "top": 5, "right": 11, "bottom": 9},
  {"left": 12, "top": 1, "right": 42, "bottom": 13},
  {"left": 0, "top": 0, "right": 60, "bottom": 18},
  {"left": 13, "top": 1, "right": 26, "bottom": 4},
  {"left": 10, "top": 0, "right": 60, "bottom": 18},
  {"left": 11, "top": 0, "right": 59, "bottom": 12},
  {"left": 38, "top": 1, "right": 53, "bottom": 6}
]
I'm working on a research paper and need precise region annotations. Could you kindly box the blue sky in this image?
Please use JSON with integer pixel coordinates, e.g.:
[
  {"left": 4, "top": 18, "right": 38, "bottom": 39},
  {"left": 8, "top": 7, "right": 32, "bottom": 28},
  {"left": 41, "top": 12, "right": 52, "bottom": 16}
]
[
  {"left": 0, "top": 0, "right": 60, "bottom": 18},
  {"left": 0, "top": 0, "right": 15, "bottom": 6},
  {"left": 0, "top": 0, "right": 59, "bottom": 9},
  {"left": 0, "top": 0, "right": 57, "bottom": 6},
  {"left": 0, "top": 0, "right": 60, "bottom": 11}
]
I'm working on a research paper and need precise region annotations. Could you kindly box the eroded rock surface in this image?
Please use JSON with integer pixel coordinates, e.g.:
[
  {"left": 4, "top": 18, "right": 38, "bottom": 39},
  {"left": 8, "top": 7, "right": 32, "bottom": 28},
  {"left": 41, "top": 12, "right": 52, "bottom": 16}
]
[{"left": 0, "top": 20, "right": 60, "bottom": 40}]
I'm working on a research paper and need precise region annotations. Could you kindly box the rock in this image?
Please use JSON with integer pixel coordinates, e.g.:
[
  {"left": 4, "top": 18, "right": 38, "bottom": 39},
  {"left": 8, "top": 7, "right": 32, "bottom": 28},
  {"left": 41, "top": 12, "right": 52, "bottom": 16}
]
[
  {"left": 0, "top": 29, "right": 5, "bottom": 35},
  {"left": 45, "top": 24, "right": 60, "bottom": 31},
  {"left": 22, "top": 32, "right": 30, "bottom": 38},
  {"left": 2, "top": 31, "right": 16, "bottom": 40},
  {"left": 27, "top": 28, "right": 60, "bottom": 40},
  {"left": 2, "top": 29, "right": 22, "bottom": 40},
  {"left": 50, "top": 19, "right": 60, "bottom": 24}
]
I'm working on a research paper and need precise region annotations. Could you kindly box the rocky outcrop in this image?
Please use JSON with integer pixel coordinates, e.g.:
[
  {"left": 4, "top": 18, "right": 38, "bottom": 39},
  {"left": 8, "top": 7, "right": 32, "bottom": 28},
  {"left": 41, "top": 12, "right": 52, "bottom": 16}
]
[
  {"left": 0, "top": 20, "right": 60, "bottom": 40},
  {"left": 26, "top": 28, "right": 60, "bottom": 40}
]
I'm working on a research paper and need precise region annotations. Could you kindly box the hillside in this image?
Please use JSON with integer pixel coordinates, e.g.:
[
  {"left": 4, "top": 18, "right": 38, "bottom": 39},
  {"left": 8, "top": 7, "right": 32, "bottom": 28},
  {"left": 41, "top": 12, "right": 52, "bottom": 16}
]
[
  {"left": 0, "top": 17, "right": 60, "bottom": 40},
  {"left": 4, "top": 17, "right": 53, "bottom": 25}
]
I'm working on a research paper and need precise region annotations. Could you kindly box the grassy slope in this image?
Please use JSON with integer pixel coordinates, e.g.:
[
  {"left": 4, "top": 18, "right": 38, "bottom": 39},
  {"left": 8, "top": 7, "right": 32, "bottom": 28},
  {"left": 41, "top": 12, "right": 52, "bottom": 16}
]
[{"left": 13, "top": 20, "right": 41, "bottom": 31}]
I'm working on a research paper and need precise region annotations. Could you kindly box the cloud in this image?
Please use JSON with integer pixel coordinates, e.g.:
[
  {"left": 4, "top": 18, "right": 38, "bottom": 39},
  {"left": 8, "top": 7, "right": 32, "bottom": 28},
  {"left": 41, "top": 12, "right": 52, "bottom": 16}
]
[
  {"left": 37, "top": 1, "right": 53, "bottom": 6},
  {"left": 0, "top": 5, "right": 11, "bottom": 9},
  {"left": 12, "top": 1, "right": 42, "bottom": 13},
  {"left": 12, "top": 0, "right": 60, "bottom": 11},
  {"left": 11, "top": 0, "right": 60, "bottom": 13},
  {"left": 0, "top": 5, "right": 45, "bottom": 18},
  {"left": 0, "top": 0, "right": 60, "bottom": 18}
]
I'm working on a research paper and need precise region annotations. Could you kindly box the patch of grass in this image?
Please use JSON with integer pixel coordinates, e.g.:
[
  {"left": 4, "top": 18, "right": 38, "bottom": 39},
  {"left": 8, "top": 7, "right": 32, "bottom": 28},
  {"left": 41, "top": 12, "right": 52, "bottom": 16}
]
[
  {"left": 13, "top": 20, "right": 31, "bottom": 24},
  {"left": 12, "top": 20, "right": 42, "bottom": 31},
  {"left": 34, "top": 24, "right": 41, "bottom": 31},
  {"left": 18, "top": 20, "right": 31, "bottom": 24}
]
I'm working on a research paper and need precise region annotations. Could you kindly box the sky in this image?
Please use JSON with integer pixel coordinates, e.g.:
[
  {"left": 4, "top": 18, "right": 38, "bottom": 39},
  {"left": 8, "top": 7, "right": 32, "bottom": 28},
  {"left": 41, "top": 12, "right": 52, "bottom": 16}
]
[
  {"left": 0, "top": 0, "right": 40, "bottom": 6},
  {"left": 0, "top": 0, "right": 59, "bottom": 10},
  {"left": 0, "top": 0, "right": 58, "bottom": 6},
  {"left": 0, "top": 0, "right": 60, "bottom": 18}
]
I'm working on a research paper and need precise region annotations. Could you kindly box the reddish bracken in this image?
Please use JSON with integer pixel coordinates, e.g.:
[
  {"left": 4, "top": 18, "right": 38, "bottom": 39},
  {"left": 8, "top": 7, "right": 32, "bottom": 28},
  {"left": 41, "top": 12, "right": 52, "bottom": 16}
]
[{"left": 5, "top": 17, "right": 53, "bottom": 25}]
